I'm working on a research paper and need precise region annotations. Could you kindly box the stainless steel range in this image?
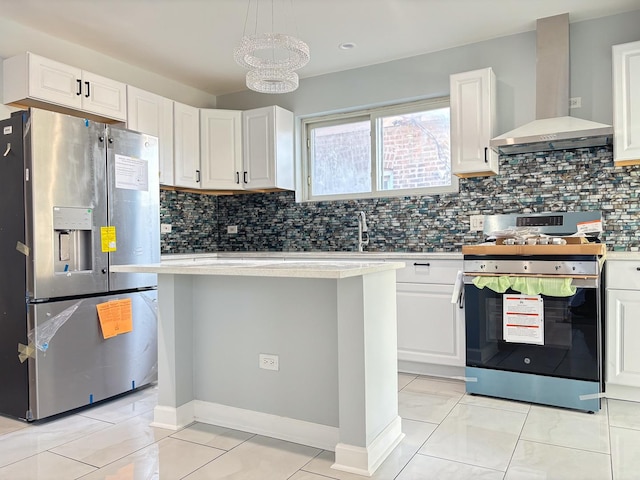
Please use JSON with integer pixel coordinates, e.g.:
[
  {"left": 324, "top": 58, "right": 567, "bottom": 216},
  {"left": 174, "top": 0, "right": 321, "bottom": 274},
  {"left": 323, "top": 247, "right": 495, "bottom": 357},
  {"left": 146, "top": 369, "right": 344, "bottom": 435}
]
[{"left": 462, "top": 211, "right": 605, "bottom": 412}]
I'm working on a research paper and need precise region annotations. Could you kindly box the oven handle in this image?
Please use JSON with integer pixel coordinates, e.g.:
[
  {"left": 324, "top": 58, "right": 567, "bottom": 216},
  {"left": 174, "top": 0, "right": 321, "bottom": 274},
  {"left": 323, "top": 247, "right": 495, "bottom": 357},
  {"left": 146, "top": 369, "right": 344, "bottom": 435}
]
[{"left": 463, "top": 274, "right": 600, "bottom": 289}]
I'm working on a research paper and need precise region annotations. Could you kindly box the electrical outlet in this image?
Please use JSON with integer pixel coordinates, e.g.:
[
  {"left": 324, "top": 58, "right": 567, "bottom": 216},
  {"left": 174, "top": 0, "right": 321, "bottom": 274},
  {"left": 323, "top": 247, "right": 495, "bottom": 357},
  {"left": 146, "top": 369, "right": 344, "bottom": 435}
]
[
  {"left": 470, "top": 215, "right": 485, "bottom": 232},
  {"left": 569, "top": 97, "right": 582, "bottom": 109},
  {"left": 227, "top": 225, "right": 238, "bottom": 234},
  {"left": 259, "top": 353, "right": 279, "bottom": 371},
  {"left": 160, "top": 223, "right": 172, "bottom": 233}
]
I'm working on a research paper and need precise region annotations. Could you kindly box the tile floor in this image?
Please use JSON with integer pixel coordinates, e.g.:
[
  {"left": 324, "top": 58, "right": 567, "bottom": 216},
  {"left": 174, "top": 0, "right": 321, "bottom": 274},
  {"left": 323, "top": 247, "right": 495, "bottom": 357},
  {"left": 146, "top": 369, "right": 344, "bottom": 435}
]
[{"left": 1, "top": 374, "right": 639, "bottom": 479}]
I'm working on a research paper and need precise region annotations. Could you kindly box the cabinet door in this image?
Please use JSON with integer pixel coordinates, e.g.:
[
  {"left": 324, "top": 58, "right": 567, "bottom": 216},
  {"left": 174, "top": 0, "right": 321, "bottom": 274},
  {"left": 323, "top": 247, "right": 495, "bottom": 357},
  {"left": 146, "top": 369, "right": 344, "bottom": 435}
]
[
  {"left": 81, "top": 71, "right": 127, "bottom": 121},
  {"left": 396, "top": 282, "right": 465, "bottom": 367},
  {"left": 450, "top": 68, "right": 498, "bottom": 177},
  {"left": 127, "top": 87, "right": 174, "bottom": 185},
  {"left": 613, "top": 41, "right": 640, "bottom": 166},
  {"left": 173, "top": 102, "right": 201, "bottom": 189},
  {"left": 27, "top": 53, "right": 83, "bottom": 110},
  {"left": 243, "top": 106, "right": 276, "bottom": 189},
  {"left": 606, "top": 289, "right": 640, "bottom": 387},
  {"left": 200, "top": 109, "right": 243, "bottom": 190}
]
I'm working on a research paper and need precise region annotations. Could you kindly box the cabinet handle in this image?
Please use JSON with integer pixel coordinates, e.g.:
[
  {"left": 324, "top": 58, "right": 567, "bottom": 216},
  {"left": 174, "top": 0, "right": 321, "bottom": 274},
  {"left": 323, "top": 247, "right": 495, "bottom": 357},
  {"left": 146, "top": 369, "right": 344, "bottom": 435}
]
[
  {"left": 243, "top": 171, "right": 248, "bottom": 184},
  {"left": 196, "top": 170, "right": 201, "bottom": 183},
  {"left": 76, "top": 79, "right": 82, "bottom": 96},
  {"left": 236, "top": 172, "right": 240, "bottom": 184},
  {"left": 414, "top": 262, "right": 430, "bottom": 267},
  {"left": 458, "top": 288, "right": 465, "bottom": 309},
  {"left": 484, "top": 147, "right": 488, "bottom": 163},
  {"left": 637, "top": 267, "right": 640, "bottom": 271},
  {"left": 85, "top": 81, "right": 90, "bottom": 98}
]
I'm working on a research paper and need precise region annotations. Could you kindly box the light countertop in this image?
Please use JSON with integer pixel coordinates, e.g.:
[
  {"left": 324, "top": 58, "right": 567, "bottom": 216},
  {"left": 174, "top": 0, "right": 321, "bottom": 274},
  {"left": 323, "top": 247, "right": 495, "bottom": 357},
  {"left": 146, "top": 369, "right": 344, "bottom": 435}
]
[
  {"left": 162, "top": 251, "right": 464, "bottom": 261},
  {"left": 112, "top": 257, "right": 405, "bottom": 279},
  {"left": 606, "top": 252, "right": 640, "bottom": 261}
]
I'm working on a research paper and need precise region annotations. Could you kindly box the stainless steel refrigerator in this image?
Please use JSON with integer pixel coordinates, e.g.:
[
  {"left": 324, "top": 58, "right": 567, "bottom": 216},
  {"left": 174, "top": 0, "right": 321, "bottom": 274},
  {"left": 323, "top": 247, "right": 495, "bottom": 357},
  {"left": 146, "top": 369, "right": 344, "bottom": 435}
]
[{"left": 0, "top": 108, "right": 160, "bottom": 421}]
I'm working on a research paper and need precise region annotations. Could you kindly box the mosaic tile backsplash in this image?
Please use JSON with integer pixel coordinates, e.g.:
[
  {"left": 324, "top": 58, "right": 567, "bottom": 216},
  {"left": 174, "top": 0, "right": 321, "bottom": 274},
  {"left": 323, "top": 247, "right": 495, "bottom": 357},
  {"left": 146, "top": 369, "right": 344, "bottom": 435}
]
[{"left": 160, "top": 146, "right": 640, "bottom": 253}]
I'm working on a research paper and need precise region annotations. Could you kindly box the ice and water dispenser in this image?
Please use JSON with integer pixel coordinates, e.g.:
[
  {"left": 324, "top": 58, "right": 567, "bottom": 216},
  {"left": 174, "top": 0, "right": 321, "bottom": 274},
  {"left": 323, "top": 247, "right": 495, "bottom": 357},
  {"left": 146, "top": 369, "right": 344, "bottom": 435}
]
[{"left": 53, "top": 207, "right": 93, "bottom": 273}]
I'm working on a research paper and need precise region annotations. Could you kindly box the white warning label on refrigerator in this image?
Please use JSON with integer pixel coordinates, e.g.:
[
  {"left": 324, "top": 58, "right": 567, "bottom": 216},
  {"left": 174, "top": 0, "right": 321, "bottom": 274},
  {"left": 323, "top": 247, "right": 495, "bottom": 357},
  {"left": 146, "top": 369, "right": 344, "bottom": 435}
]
[
  {"left": 114, "top": 154, "right": 149, "bottom": 192},
  {"left": 503, "top": 294, "right": 544, "bottom": 345}
]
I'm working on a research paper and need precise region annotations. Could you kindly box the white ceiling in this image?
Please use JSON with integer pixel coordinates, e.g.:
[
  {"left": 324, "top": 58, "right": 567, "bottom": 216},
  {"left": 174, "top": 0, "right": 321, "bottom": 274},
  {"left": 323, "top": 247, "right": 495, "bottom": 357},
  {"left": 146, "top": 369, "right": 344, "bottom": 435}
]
[{"left": 0, "top": 0, "right": 638, "bottom": 97}]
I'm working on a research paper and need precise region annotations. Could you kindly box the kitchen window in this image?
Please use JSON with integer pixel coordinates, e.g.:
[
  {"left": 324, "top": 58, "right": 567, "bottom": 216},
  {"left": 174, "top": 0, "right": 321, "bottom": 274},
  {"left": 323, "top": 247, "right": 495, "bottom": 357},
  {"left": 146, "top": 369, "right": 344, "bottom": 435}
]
[{"left": 301, "top": 98, "right": 457, "bottom": 201}]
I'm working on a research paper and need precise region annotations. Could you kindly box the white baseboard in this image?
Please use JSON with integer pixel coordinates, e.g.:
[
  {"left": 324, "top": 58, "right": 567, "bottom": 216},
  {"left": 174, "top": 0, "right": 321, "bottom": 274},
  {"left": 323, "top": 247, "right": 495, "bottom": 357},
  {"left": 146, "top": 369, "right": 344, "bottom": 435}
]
[
  {"left": 605, "top": 383, "right": 640, "bottom": 402},
  {"left": 193, "top": 400, "right": 339, "bottom": 451},
  {"left": 332, "top": 416, "right": 404, "bottom": 476},
  {"left": 151, "top": 403, "right": 195, "bottom": 430}
]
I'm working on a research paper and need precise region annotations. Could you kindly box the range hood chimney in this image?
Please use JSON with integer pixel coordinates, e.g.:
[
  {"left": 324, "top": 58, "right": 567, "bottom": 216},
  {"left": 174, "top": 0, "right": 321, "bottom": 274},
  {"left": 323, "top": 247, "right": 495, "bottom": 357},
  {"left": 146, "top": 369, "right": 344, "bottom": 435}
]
[{"left": 490, "top": 13, "right": 613, "bottom": 155}]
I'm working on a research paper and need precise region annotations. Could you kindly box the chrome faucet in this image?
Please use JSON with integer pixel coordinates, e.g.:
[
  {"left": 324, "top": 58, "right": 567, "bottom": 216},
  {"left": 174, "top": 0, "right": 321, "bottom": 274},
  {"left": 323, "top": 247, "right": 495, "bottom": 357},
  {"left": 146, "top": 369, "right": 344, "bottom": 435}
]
[{"left": 357, "top": 211, "right": 370, "bottom": 252}]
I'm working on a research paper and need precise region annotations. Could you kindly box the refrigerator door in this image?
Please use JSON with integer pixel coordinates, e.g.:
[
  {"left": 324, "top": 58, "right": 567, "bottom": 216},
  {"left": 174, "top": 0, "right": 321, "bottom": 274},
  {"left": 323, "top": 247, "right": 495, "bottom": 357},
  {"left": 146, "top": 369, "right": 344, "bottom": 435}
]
[
  {"left": 106, "top": 126, "right": 160, "bottom": 291},
  {"left": 27, "top": 109, "right": 109, "bottom": 299},
  {"left": 28, "top": 291, "right": 158, "bottom": 420},
  {"left": 0, "top": 113, "right": 29, "bottom": 419}
]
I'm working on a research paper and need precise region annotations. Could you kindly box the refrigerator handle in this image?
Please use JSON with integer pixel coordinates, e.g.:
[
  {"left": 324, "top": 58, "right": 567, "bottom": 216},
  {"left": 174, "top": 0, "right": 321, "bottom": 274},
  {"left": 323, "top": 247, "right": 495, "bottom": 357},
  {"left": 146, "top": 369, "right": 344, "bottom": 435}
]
[{"left": 76, "top": 79, "right": 82, "bottom": 96}]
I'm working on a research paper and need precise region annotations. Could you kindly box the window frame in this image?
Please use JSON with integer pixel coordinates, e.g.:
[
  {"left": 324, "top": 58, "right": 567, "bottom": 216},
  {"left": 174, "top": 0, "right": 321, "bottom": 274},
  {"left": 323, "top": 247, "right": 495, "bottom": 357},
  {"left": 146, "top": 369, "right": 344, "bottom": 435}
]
[{"left": 300, "top": 98, "right": 458, "bottom": 202}]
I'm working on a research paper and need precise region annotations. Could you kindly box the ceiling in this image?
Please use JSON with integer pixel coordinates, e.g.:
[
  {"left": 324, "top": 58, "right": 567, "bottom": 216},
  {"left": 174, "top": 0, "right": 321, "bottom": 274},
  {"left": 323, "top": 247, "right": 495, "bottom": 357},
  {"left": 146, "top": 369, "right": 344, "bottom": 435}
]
[{"left": 0, "top": 0, "right": 638, "bottom": 97}]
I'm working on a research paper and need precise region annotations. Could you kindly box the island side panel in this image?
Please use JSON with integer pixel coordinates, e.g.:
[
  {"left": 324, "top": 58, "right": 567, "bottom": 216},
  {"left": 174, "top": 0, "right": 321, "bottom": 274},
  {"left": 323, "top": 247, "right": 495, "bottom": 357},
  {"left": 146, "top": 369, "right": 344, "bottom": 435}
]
[
  {"left": 154, "top": 274, "right": 195, "bottom": 428},
  {"left": 191, "top": 275, "right": 340, "bottom": 428},
  {"left": 334, "top": 269, "right": 403, "bottom": 475}
]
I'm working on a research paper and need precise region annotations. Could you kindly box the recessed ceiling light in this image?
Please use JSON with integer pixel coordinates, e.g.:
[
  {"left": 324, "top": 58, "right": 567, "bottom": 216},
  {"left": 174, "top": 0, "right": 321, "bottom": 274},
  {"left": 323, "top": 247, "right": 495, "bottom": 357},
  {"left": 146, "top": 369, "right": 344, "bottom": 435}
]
[{"left": 339, "top": 42, "right": 357, "bottom": 50}]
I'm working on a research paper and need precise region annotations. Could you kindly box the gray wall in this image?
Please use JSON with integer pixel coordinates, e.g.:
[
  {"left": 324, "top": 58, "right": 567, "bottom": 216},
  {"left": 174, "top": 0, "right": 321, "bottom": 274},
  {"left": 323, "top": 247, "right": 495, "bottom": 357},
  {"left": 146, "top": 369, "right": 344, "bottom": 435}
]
[{"left": 217, "top": 10, "right": 640, "bottom": 134}]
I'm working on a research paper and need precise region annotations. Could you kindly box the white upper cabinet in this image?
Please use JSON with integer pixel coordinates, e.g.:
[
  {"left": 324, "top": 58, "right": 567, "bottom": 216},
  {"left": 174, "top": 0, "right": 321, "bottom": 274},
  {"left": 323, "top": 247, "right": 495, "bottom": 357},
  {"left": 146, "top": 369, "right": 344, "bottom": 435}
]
[
  {"left": 613, "top": 40, "right": 640, "bottom": 166},
  {"left": 173, "top": 101, "right": 201, "bottom": 189},
  {"left": 126, "top": 86, "right": 175, "bottom": 186},
  {"left": 3, "top": 52, "right": 126, "bottom": 121},
  {"left": 242, "top": 105, "right": 294, "bottom": 190},
  {"left": 200, "top": 109, "right": 243, "bottom": 190},
  {"left": 450, "top": 67, "right": 498, "bottom": 177}
]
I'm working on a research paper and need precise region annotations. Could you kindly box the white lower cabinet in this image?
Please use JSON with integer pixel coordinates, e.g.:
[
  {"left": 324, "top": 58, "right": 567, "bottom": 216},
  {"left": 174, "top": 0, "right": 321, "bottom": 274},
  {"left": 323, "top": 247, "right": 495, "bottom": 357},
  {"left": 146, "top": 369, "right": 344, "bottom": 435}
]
[
  {"left": 395, "top": 259, "right": 465, "bottom": 376},
  {"left": 606, "top": 259, "right": 640, "bottom": 400}
]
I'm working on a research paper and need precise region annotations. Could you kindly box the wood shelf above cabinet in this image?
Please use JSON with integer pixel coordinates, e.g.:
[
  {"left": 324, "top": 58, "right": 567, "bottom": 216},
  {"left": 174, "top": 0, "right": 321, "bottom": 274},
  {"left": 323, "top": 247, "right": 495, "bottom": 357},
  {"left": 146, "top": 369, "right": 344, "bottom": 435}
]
[{"left": 160, "top": 185, "right": 289, "bottom": 196}]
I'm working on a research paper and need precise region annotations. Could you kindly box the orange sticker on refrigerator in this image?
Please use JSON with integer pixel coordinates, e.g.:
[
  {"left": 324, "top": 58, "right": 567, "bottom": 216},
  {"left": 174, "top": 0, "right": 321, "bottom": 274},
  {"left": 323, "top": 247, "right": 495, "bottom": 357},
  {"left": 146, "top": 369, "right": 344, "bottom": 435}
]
[
  {"left": 100, "top": 226, "right": 117, "bottom": 252},
  {"left": 96, "top": 298, "right": 133, "bottom": 339}
]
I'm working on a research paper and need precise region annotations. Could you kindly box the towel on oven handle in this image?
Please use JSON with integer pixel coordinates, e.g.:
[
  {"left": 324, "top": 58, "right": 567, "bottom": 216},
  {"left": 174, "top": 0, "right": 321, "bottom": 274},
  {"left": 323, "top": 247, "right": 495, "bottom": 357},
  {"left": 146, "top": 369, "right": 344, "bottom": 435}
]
[{"left": 472, "top": 276, "right": 577, "bottom": 297}]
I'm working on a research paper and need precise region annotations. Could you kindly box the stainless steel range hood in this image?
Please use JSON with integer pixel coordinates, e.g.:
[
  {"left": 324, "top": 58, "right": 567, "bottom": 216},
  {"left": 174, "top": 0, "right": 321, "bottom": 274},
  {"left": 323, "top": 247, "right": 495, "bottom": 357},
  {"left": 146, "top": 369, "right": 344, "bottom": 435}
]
[{"left": 490, "top": 14, "right": 613, "bottom": 155}]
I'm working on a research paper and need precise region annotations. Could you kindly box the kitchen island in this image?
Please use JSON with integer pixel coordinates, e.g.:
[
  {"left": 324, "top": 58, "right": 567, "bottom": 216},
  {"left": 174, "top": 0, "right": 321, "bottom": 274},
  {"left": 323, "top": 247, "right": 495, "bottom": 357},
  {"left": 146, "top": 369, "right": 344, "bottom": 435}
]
[{"left": 111, "top": 257, "right": 405, "bottom": 476}]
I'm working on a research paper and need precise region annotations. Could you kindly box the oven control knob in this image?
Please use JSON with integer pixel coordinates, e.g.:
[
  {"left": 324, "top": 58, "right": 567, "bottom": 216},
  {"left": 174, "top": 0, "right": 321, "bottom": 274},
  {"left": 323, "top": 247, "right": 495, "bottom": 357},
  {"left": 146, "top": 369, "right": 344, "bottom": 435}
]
[
  {"left": 555, "top": 265, "right": 560, "bottom": 270},
  {"left": 524, "top": 265, "right": 528, "bottom": 270},
  {"left": 524, "top": 357, "right": 531, "bottom": 365}
]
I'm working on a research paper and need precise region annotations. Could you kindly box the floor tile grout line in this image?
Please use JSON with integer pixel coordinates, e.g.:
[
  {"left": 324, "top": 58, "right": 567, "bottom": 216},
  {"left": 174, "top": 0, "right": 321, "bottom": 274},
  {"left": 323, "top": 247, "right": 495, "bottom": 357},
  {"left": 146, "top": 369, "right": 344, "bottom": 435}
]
[
  {"left": 44, "top": 450, "right": 100, "bottom": 471},
  {"left": 413, "top": 451, "right": 508, "bottom": 475},
  {"left": 607, "top": 398, "right": 616, "bottom": 480},
  {"left": 503, "top": 399, "right": 533, "bottom": 477},
  {"left": 297, "top": 449, "right": 336, "bottom": 480},
  {"left": 166, "top": 433, "right": 254, "bottom": 451},
  {"left": 516, "top": 437, "right": 613, "bottom": 456},
  {"left": 391, "top": 424, "right": 440, "bottom": 480}
]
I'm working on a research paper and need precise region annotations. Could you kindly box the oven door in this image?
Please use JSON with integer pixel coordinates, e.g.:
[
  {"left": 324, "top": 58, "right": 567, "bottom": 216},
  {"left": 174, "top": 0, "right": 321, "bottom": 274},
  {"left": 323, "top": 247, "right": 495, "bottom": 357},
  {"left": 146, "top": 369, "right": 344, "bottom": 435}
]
[{"left": 464, "top": 276, "right": 602, "bottom": 382}]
